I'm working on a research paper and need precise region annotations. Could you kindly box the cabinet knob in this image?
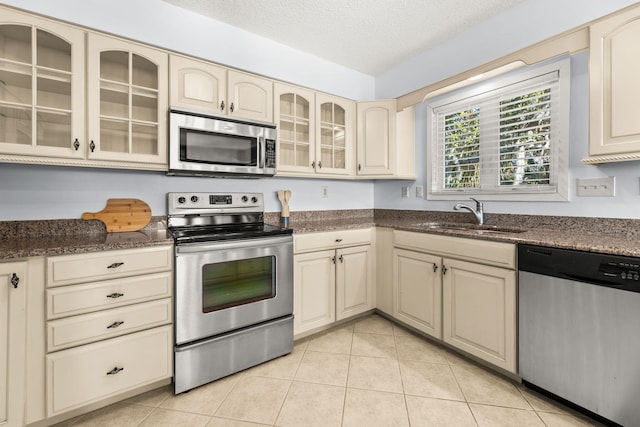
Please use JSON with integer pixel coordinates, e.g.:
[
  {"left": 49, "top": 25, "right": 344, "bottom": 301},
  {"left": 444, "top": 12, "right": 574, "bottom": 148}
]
[
  {"left": 220, "top": 100, "right": 225, "bottom": 111},
  {"left": 331, "top": 256, "right": 336, "bottom": 264},
  {"left": 335, "top": 239, "right": 343, "bottom": 243},
  {"left": 106, "top": 366, "right": 124, "bottom": 375},
  {"left": 230, "top": 102, "right": 235, "bottom": 113},
  {"left": 433, "top": 263, "right": 438, "bottom": 273},
  {"left": 311, "top": 161, "right": 316, "bottom": 169},
  {"left": 89, "top": 140, "right": 96, "bottom": 152},
  {"left": 318, "top": 161, "right": 322, "bottom": 169},
  {"left": 73, "top": 138, "right": 80, "bottom": 151},
  {"left": 442, "top": 265, "right": 448, "bottom": 275},
  {"left": 10, "top": 273, "right": 19, "bottom": 289},
  {"left": 358, "top": 163, "right": 362, "bottom": 171},
  {"left": 339, "top": 255, "right": 344, "bottom": 263},
  {"left": 106, "top": 292, "right": 124, "bottom": 299}
]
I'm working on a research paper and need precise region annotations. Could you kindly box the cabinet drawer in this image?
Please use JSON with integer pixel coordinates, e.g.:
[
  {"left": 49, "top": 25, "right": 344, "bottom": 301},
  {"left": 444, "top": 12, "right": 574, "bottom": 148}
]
[
  {"left": 394, "top": 230, "right": 515, "bottom": 269},
  {"left": 46, "top": 271, "right": 172, "bottom": 319},
  {"left": 47, "top": 298, "right": 172, "bottom": 352},
  {"left": 294, "top": 228, "right": 372, "bottom": 253},
  {"left": 47, "top": 245, "right": 173, "bottom": 287},
  {"left": 46, "top": 325, "right": 172, "bottom": 416}
]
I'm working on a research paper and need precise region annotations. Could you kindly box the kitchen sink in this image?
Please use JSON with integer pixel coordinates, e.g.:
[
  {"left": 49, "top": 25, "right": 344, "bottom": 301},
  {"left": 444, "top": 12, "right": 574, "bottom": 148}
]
[{"left": 413, "top": 222, "right": 527, "bottom": 234}]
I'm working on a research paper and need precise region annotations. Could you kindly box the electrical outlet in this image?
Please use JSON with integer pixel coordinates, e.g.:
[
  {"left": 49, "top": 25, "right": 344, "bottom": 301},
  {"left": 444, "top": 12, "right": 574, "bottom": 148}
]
[
  {"left": 415, "top": 185, "right": 424, "bottom": 198},
  {"left": 401, "top": 186, "right": 409, "bottom": 198},
  {"left": 576, "top": 177, "right": 615, "bottom": 197},
  {"left": 321, "top": 186, "right": 329, "bottom": 198}
]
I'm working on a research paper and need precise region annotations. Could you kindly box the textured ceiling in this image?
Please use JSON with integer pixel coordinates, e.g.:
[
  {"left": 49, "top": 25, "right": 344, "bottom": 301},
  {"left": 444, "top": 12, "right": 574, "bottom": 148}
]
[{"left": 163, "top": 0, "right": 524, "bottom": 75}]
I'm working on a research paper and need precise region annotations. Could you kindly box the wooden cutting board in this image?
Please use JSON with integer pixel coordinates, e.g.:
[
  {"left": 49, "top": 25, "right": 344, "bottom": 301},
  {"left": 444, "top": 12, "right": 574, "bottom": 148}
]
[{"left": 82, "top": 199, "right": 152, "bottom": 232}]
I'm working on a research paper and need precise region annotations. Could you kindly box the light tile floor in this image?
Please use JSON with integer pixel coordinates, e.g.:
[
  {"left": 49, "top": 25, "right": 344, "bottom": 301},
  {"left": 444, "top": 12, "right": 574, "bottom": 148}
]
[{"left": 54, "top": 314, "right": 604, "bottom": 427}]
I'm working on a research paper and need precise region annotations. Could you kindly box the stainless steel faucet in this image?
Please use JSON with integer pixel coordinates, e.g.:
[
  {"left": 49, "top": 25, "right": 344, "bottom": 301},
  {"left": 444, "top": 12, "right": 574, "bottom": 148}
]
[{"left": 453, "top": 198, "right": 484, "bottom": 225}]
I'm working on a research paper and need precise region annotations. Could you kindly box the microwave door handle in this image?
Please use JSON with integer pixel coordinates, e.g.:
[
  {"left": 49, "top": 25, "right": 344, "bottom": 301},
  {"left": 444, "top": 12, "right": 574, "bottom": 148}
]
[{"left": 258, "top": 136, "right": 265, "bottom": 168}]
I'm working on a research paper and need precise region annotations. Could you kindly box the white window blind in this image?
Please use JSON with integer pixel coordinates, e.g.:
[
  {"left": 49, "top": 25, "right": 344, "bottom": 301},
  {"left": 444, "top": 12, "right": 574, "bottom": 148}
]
[{"left": 427, "top": 58, "right": 570, "bottom": 201}]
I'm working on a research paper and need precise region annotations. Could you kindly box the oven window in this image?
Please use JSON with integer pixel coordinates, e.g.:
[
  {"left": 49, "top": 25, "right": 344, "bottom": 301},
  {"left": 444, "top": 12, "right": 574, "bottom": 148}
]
[
  {"left": 180, "top": 128, "right": 257, "bottom": 166},
  {"left": 202, "top": 256, "right": 275, "bottom": 312}
]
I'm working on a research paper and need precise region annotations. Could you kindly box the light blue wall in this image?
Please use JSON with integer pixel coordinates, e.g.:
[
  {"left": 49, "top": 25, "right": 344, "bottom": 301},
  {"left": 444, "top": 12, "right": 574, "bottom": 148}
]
[{"left": 374, "top": 0, "right": 640, "bottom": 219}]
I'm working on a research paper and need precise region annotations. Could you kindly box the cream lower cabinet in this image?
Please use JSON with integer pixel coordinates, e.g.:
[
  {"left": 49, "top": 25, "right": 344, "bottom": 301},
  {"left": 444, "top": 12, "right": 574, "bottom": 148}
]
[
  {"left": 44, "top": 246, "right": 173, "bottom": 418},
  {"left": 0, "top": 261, "right": 27, "bottom": 427},
  {"left": 586, "top": 3, "right": 640, "bottom": 164},
  {"left": 392, "top": 249, "right": 441, "bottom": 339},
  {"left": 293, "top": 229, "right": 374, "bottom": 336},
  {"left": 442, "top": 258, "right": 516, "bottom": 373},
  {"left": 392, "top": 230, "right": 516, "bottom": 373}
]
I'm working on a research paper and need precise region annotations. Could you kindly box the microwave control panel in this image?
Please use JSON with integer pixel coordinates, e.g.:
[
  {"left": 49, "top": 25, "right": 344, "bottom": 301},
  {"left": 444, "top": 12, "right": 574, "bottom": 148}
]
[{"left": 265, "top": 139, "right": 276, "bottom": 168}]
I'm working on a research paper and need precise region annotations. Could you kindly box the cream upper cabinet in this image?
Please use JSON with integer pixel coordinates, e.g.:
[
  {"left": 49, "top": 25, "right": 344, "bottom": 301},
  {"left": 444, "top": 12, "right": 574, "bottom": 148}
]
[
  {"left": 86, "top": 33, "right": 168, "bottom": 166},
  {"left": 0, "top": 9, "right": 85, "bottom": 161},
  {"left": 274, "top": 82, "right": 315, "bottom": 175},
  {"left": 442, "top": 258, "right": 516, "bottom": 373},
  {"left": 227, "top": 70, "right": 273, "bottom": 122},
  {"left": 356, "top": 101, "right": 415, "bottom": 178},
  {"left": 0, "top": 261, "right": 27, "bottom": 427},
  {"left": 315, "top": 93, "right": 355, "bottom": 176},
  {"left": 392, "top": 248, "right": 442, "bottom": 338},
  {"left": 170, "top": 55, "right": 273, "bottom": 122},
  {"left": 586, "top": 4, "right": 640, "bottom": 163},
  {"left": 356, "top": 100, "right": 395, "bottom": 176},
  {"left": 169, "top": 55, "right": 226, "bottom": 114}
]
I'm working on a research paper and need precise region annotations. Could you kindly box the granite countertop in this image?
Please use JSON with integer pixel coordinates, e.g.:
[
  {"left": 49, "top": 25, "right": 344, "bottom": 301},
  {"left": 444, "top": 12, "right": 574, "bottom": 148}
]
[
  {"left": 2, "top": 210, "right": 640, "bottom": 260},
  {"left": 0, "top": 217, "right": 173, "bottom": 260}
]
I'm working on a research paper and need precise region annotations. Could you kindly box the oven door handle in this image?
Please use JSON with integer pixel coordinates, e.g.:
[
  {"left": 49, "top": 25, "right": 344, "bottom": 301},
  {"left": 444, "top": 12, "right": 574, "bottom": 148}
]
[{"left": 175, "top": 235, "right": 292, "bottom": 254}]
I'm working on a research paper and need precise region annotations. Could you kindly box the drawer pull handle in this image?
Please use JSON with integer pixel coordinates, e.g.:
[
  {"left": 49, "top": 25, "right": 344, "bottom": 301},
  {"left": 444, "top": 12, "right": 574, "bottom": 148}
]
[
  {"left": 107, "top": 262, "right": 124, "bottom": 269},
  {"left": 335, "top": 239, "right": 343, "bottom": 243},
  {"left": 107, "top": 321, "right": 124, "bottom": 329},
  {"left": 106, "top": 367, "right": 124, "bottom": 376},
  {"left": 106, "top": 292, "right": 124, "bottom": 299}
]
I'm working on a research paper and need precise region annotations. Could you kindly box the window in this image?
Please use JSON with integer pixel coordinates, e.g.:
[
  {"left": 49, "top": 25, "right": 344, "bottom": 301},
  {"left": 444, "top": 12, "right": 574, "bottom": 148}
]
[{"left": 427, "top": 58, "right": 570, "bottom": 201}]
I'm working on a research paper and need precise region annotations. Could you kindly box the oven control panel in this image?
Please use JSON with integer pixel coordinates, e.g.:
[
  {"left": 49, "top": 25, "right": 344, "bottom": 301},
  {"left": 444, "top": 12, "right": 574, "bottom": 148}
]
[{"left": 168, "top": 192, "right": 263, "bottom": 213}]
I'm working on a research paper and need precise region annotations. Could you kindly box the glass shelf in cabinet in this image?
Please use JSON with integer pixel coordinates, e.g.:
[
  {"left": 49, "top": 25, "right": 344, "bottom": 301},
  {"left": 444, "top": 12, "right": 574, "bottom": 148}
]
[
  {"left": 0, "top": 67, "right": 32, "bottom": 105},
  {"left": 100, "top": 86, "right": 129, "bottom": 119},
  {"left": 36, "top": 110, "right": 71, "bottom": 148},
  {"left": 37, "top": 77, "right": 71, "bottom": 110},
  {"left": 131, "top": 122, "right": 158, "bottom": 155},
  {"left": 99, "top": 117, "right": 128, "bottom": 153},
  {"left": 0, "top": 105, "right": 32, "bottom": 145},
  {"left": 36, "top": 30, "right": 71, "bottom": 72},
  {"left": 132, "top": 55, "right": 158, "bottom": 89},
  {"left": 100, "top": 51, "right": 129, "bottom": 84},
  {"left": 0, "top": 25, "right": 32, "bottom": 64},
  {"left": 132, "top": 94, "right": 158, "bottom": 122}
]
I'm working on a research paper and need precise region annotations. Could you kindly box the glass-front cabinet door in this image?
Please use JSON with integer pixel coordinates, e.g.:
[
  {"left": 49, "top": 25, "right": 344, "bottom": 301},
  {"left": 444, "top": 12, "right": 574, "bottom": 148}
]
[
  {"left": 87, "top": 33, "right": 167, "bottom": 166},
  {"left": 274, "top": 83, "right": 315, "bottom": 175},
  {"left": 0, "top": 10, "right": 84, "bottom": 159},
  {"left": 315, "top": 93, "right": 354, "bottom": 176}
]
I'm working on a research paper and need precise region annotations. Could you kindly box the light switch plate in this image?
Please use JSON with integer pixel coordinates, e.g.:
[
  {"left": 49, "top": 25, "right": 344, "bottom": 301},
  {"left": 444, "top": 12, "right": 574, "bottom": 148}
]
[
  {"left": 576, "top": 176, "right": 615, "bottom": 197},
  {"left": 415, "top": 185, "right": 424, "bottom": 198},
  {"left": 401, "top": 186, "right": 409, "bottom": 198}
]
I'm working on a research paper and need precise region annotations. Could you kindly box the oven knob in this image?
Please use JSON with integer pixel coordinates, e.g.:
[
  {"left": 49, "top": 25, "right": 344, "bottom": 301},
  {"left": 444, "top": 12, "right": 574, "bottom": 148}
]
[
  {"left": 178, "top": 197, "right": 186, "bottom": 204},
  {"left": 241, "top": 196, "right": 248, "bottom": 202},
  {"left": 251, "top": 196, "right": 258, "bottom": 203},
  {"left": 191, "top": 195, "right": 199, "bottom": 203}
]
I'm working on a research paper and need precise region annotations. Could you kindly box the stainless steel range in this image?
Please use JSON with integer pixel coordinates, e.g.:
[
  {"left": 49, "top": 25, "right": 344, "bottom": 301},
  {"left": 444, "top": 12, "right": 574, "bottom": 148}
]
[{"left": 168, "top": 192, "right": 293, "bottom": 394}]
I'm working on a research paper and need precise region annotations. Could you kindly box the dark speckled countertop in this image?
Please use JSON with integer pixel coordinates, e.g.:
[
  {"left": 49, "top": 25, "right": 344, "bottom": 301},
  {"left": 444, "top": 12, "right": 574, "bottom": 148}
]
[{"left": 2, "top": 210, "right": 640, "bottom": 260}]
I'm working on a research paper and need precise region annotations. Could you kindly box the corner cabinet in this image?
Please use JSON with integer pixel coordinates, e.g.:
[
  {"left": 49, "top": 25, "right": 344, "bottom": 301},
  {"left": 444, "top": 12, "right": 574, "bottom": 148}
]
[
  {"left": 0, "top": 9, "right": 85, "bottom": 161},
  {"left": 170, "top": 55, "right": 273, "bottom": 122},
  {"left": 1, "top": 261, "right": 27, "bottom": 427},
  {"left": 293, "top": 229, "right": 374, "bottom": 337},
  {"left": 585, "top": 3, "right": 640, "bottom": 164},
  {"left": 86, "top": 34, "right": 168, "bottom": 166}
]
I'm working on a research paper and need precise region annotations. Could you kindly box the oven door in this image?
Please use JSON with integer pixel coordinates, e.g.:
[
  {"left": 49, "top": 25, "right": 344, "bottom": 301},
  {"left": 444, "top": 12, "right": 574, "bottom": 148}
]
[{"left": 174, "top": 235, "right": 293, "bottom": 345}]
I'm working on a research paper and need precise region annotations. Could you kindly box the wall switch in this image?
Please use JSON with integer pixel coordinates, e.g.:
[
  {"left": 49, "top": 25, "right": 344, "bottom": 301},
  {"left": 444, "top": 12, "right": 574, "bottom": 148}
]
[
  {"left": 415, "top": 185, "right": 424, "bottom": 198},
  {"left": 576, "top": 176, "right": 615, "bottom": 197},
  {"left": 321, "top": 186, "right": 328, "bottom": 198},
  {"left": 401, "top": 186, "right": 409, "bottom": 198}
]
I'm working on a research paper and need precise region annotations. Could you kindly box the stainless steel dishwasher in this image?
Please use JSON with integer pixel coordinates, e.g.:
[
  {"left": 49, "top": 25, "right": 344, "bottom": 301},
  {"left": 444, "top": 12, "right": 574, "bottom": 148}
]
[{"left": 518, "top": 244, "right": 640, "bottom": 427}]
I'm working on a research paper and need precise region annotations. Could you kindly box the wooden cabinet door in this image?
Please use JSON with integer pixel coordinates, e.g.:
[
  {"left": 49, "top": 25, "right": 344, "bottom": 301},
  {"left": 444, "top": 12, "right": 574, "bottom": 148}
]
[
  {"left": 274, "top": 82, "right": 315, "bottom": 175},
  {"left": 392, "top": 249, "right": 442, "bottom": 338},
  {"left": 169, "top": 55, "right": 226, "bottom": 115},
  {"left": 356, "top": 100, "right": 395, "bottom": 176},
  {"left": 0, "top": 9, "right": 85, "bottom": 160},
  {"left": 227, "top": 70, "right": 273, "bottom": 122},
  {"left": 293, "top": 250, "right": 335, "bottom": 336},
  {"left": 336, "top": 245, "right": 373, "bottom": 320},
  {"left": 442, "top": 258, "right": 516, "bottom": 373},
  {"left": 86, "top": 33, "right": 168, "bottom": 165},
  {"left": 589, "top": 5, "right": 640, "bottom": 159},
  {"left": 315, "top": 93, "right": 355, "bottom": 176},
  {"left": 0, "top": 261, "right": 27, "bottom": 427}
]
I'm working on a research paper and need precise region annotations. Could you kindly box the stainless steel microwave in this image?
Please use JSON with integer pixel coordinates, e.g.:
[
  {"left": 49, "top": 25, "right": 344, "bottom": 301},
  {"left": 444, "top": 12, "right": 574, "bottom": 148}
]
[{"left": 168, "top": 108, "right": 277, "bottom": 177}]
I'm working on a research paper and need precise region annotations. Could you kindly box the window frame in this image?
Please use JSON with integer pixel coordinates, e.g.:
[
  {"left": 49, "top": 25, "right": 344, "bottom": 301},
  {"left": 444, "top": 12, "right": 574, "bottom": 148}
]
[{"left": 426, "top": 57, "right": 571, "bottom": 201}]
